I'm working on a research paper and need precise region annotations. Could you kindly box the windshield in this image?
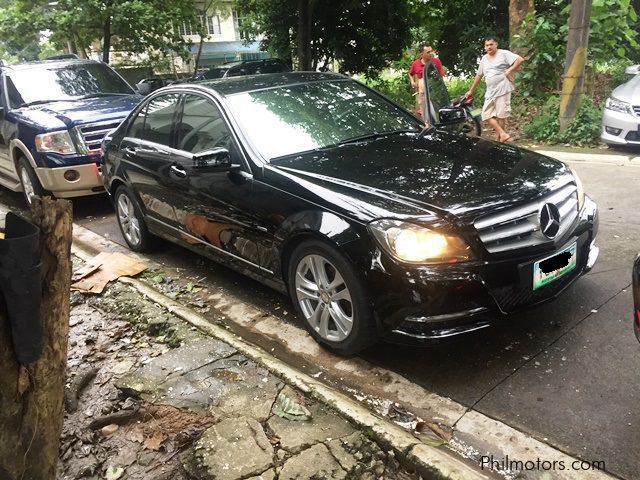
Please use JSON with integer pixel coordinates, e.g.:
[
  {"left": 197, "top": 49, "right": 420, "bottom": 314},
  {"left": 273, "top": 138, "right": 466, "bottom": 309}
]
[
  {"left": 5, "top": 62, "right": 134, "bottom": 108},
  {"left": 226, "top": 80, "right": 421, "bottom": 161}
]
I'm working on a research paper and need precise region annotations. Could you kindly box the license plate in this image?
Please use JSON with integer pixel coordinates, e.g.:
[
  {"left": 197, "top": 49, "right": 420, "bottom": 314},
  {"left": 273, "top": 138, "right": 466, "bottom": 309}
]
[{"left": 533, "top": 243, "right": 577, "bottom": 290}]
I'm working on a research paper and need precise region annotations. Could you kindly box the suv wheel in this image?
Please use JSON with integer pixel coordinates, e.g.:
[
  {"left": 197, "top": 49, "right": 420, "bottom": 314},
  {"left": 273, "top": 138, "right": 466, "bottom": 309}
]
[{"left": 17, "top": 157, "right": 46, "bottom": 206}]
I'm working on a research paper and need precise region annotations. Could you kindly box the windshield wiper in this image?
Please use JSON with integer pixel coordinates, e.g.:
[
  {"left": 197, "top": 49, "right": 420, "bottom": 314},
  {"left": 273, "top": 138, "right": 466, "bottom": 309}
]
[
  {"left": 335, "top": 128, "right": 419, "bottom": 147},
  {"left": 416, "top": 124, "right": 436, "bottom": 139},
  {"left": 78, "top": 92, "right": 132, "bottom": 99}
]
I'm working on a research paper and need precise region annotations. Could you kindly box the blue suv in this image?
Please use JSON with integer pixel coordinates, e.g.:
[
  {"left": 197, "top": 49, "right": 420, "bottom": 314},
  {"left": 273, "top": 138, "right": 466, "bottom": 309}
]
[{"left": 0, "top": 58, "right": 141, "bottom": 205}]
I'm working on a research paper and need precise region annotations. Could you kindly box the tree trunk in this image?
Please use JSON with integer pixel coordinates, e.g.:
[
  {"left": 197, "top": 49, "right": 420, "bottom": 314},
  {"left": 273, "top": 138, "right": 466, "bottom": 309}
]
[
  {"left": 194, "top": 36, "right": 205, "bottom": 73},
  {"left": 508, "top": 0, "right": 534, "bottom": 54},
  {"left": 0, "top": 198, "right": 72, "bottom": 480},
  {"left": 559, "top": 0, "right": 592, "bottom": 132},
  {"left": 297, "top": 0, "right": 312, "bottom": 70},
  {"left": 102, "top": 17, "right": 112, "bottom": 63}
]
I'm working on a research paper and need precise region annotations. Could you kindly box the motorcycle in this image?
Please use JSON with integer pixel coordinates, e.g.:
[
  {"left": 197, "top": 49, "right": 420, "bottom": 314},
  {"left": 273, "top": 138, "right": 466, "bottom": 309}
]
[{"left": 422, "top": 61, "right": 482, "bottom": 137}]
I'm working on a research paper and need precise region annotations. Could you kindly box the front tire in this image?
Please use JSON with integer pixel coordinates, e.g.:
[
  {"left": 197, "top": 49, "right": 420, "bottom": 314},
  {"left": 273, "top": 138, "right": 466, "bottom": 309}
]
[
  {"left": 287, "top": 240, "right": 378, "bottom": 355},
  {"left": 17, "top": 157, "right": 47, "bottom": 206},
  {"left": 114, "top": 185, "right": 151, "bottom": 252}
]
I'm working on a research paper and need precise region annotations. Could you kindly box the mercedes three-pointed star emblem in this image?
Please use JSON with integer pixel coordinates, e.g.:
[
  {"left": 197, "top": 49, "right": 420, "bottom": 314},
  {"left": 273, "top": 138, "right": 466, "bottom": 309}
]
[{"left": 539, "top": 202, "right": 561, "bottom": 239}]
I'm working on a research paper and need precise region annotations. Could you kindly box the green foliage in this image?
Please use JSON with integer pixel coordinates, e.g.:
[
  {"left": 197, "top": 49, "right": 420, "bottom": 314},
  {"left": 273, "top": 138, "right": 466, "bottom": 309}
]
[
  {"left": 523, "top": 96, "right": 602, "bottom": 145},
  {"left": 513, "top": 0, "right": 639, "bottom": 98},
  {"left": 403, "top": 0, "right": 509, "bottom": 76},
  {"left": 0, "top": 0, "right": 206, "bottom": 63},
  {"left": 236, "top": 0, "right": 411, "bottom": 76}
]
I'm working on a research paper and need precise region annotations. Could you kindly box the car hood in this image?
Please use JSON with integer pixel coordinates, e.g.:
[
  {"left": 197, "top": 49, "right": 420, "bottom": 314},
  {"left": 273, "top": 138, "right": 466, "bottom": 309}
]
[
  {"left": 13, "top": 95, "right": 141, "bottom": 130},
  {"left": 270, "top": 131, "right": 572, "bottom": 224},
  {"left": 611, "top": 75, "right": 640, "bottom": 103}
]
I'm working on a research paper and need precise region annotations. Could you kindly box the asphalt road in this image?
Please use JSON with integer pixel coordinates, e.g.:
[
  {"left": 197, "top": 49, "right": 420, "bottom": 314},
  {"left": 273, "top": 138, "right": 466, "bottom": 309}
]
[{"left": 1, "top": 158, "right": 638, "bottom": 479}]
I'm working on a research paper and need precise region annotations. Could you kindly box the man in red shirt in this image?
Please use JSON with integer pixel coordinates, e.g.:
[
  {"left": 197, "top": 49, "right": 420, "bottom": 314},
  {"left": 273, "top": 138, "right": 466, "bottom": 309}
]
[{"left": 409, "top": 44, "right": 445, "bottom": 118}]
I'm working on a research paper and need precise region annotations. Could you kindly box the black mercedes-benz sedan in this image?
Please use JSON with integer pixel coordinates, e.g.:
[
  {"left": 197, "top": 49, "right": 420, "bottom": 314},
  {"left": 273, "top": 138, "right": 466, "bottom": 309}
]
[{"left": 101, "top": 72, "right": 599, "bottom": 355}]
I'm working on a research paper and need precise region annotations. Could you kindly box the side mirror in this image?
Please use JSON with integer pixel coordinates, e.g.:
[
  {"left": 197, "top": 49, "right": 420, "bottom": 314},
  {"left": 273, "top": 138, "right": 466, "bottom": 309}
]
[
  {"left": 136, "top": 83, "right": 151, "bottom": 95},
  {"left": 625, "top": 65, "right": 640, "bottom": 75},
  {"left": 437, "top": 106, "right": 467, "bottom": 126},
  {"left": 192, "top": 148, "right": 232, "bottom": 170}
]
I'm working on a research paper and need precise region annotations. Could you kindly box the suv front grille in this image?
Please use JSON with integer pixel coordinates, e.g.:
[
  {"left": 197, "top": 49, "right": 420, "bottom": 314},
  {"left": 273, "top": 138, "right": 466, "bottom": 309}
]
[
  {"left": 474, "top": 180, "right": 579, "bottom": 254},
  {"left": 633, "top": 105, "right": 640, "bottom": 116},
  {"left": 78, "top": 119, "right": 123, "bottom": 154}
]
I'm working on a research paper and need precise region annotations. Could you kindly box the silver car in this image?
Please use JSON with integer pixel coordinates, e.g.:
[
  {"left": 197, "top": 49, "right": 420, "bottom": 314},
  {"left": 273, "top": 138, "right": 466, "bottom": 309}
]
[{"left": 601, "top": 65, "right": 640, "bottom": 146}]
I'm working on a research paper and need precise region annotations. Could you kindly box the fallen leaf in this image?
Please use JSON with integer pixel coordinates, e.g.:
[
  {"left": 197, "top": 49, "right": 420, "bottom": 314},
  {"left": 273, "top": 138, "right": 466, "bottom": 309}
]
[
  {"left": 105, "top": 465, "right": 124, "bottom": 480},
  {"left": 272, "top": 392, "right": 312, "bottom": 421},
  {"left": 143, "top": 430, "right": 166, "bottom": 450}
]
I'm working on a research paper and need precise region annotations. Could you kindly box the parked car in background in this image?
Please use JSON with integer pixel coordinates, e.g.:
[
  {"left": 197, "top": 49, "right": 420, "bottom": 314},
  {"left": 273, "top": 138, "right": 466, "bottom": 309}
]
[
  {"left": 135, "top": 77, "right": 176, "bottom": 95},
  {"left": 190, "top": 58, "right": 290, "bottom": 81},
  {"left": 0, "top": 58, "right": 141, "bottom": 205},
  {"left": 633, "top": 255, "right": 640, "bottom": 342},
  {"left": 601, "top": 65, "right": 640, "bottom": 147},
  {"left": 102, "top": 72, "right": 599, "bottom": 355}
]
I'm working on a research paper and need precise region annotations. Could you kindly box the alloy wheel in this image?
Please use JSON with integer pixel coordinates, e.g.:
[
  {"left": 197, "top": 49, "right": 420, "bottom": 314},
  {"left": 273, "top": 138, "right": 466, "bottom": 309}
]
[
  {"left": 294, "top": 254, "right": 354, "bottom": 342},
  {"left": 20, "top": 167, "right": 35, "bottom": 204},
  {"left": 117, "top": 193, "right": 141, "bottom": 246}
]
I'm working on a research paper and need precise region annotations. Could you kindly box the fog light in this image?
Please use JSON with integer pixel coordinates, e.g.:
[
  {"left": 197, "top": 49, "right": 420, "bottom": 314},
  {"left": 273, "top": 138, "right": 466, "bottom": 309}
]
[
  {"left": 605, "top": 126, "right": 622, "bottom": 136},
  {"left": 63, "top": 169, "right": 80, "bottom": 182}
]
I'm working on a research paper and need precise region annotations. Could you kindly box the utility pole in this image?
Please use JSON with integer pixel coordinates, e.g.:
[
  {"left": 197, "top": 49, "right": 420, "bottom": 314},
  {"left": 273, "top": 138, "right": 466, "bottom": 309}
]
[{"left": 559, "top": 0, "right": 592, "bottom": 132}]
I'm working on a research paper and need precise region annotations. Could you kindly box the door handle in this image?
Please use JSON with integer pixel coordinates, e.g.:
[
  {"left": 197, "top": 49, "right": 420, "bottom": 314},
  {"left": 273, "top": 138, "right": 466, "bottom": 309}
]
[
  {"left": 170, "top": 164, "right": 187, "bottom": 179},
  {"left": 123, "top": 146, "right": 138, "bottom": 158}
]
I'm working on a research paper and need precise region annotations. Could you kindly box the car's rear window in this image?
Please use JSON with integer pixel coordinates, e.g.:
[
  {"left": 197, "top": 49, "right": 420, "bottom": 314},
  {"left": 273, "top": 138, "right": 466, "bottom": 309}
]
[{"left": 225, "top": 80, "right": 420, "bottom": 161}]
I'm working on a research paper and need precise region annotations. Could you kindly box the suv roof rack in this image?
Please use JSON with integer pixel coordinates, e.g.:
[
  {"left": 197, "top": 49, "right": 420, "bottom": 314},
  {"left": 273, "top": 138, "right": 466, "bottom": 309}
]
[{"left": 45, "top": 54, "right": 79, "bottom": 60}]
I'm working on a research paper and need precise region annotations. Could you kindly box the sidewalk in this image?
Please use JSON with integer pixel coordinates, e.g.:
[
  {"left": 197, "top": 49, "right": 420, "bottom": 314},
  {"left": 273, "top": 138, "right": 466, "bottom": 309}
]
[{"left": 59, "top": 250, "right": 490, "bottom": 480}]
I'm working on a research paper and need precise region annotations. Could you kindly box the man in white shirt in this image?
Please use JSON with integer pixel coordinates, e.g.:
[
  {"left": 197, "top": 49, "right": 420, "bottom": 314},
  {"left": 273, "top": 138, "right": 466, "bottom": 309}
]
[{"left": 466, "top": 36, "right": 524, "bottom": 142}]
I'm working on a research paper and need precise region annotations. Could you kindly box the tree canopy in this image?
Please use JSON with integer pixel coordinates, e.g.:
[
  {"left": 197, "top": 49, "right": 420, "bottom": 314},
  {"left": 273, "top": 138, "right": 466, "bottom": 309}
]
[{"left": 236, "top": 0, "right": 412, "bottom": 76}]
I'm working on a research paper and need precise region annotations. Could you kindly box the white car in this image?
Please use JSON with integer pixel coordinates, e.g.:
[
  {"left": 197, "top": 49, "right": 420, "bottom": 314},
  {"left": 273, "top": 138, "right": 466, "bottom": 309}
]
[{"left": 601, "top": 65, "right": 640, "bottom": 146}]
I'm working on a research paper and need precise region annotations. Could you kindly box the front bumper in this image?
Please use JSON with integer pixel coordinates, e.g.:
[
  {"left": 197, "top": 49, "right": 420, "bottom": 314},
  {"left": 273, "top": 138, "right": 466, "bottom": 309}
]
[
  {"left": 601, "top": 108, "right": 640, "bottom": 145},
  {"left": 368, "top": 197, "right": 599, "bottom": 343},
  {"left": 35, "top": 162, "right": 105, "bottom": 198}
]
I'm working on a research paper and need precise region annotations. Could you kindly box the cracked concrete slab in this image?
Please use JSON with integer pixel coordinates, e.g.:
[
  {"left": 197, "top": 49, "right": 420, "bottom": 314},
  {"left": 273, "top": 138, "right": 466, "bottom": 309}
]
[
  {"left": 267, "top": 387, "right": 355, "bottom": 453},
  {"left": 185, "top": 416, "right": 274, "bottom": 480},
  {"left": 279, "top": 443, "right": 347, "bottom": 480},
  {"left": 245, "top": 469, "right": 277, "bottom": 480}
]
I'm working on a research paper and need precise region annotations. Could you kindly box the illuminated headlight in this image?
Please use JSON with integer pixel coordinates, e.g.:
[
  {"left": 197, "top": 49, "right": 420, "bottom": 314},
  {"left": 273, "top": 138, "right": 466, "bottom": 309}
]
[
  {"left": 368, "top": 219, "right": 473, "bottom": 264},
  {"left": 35, "top": 130, "right": 76, "bottom": 155},
  {"left": 605, "top": 97, "right": 632, "bottom": 115},
  {"left": 570, "top": 168, "right": 585, "bottom": 211}
]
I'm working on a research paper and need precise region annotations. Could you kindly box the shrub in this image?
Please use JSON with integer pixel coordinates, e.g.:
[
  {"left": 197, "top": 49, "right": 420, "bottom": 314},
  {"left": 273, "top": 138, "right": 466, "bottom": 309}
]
[{"left": 523, "top": 95, "right": 602, "bottom": 146}]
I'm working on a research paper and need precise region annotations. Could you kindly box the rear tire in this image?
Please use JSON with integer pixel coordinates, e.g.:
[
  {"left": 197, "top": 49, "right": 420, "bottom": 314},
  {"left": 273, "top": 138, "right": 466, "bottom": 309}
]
[
  {"left": 287, "top": 240, "right": 378, "bottom": 355},
  {"left": 114, "top": 185, "right": 151, "bottom": 252},
  {"left": 17, "top": 157, "right": 47, "bottom": 207}
]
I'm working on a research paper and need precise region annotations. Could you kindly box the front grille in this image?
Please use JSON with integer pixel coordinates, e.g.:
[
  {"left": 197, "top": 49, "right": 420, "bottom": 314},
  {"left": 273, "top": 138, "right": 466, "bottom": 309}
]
[
  {"left": 78, "top": 119, "right": 123, "bottom": 154},
  {"left": 474, "top": 179, "right": 579, "bottom": 254},
  {"left": 633, "top": 105, "right": 640, "bottom": 116}
]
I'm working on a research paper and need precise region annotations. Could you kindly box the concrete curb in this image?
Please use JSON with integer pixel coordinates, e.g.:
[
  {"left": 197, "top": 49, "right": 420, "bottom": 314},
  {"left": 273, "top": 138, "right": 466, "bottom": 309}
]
[{"left": 69, "top": 234, "right": 491, "bottom": 479}]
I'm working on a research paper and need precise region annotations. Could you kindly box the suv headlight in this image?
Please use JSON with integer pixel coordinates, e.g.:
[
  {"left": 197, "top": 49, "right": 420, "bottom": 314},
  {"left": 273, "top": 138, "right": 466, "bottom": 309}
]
[
  {"left": 605, "top": 97, "right": 632, "bottom": 115},
  {"left": 368, "top": 219, "right": 473, "bottom": 264},
  {"left": 570, "top": 168, "right": 585, "bottom": 211},
  {"left": 35, "top": 130, "right": 77, "bottom": 155}
]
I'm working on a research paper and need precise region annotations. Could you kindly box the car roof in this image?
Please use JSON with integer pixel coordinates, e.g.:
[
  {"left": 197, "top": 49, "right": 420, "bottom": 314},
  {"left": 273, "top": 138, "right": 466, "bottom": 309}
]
[
  {"left": 0, "top": 58, "right": 102, "bottom": 72},
  {"left": 183, "top": 71, "right": 348, "bottom": 96}
]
